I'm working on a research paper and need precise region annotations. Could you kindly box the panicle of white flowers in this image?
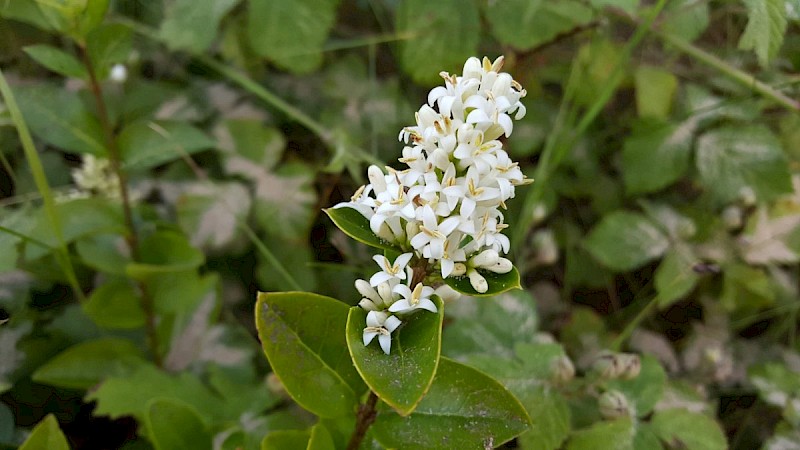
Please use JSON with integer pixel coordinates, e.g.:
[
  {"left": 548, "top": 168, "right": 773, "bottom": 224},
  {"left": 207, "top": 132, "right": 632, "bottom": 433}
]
[
  {"left": 336, "top": 56, "right": 531, "bottom": 354},
  {"left": 71, "top": 154, "right": 121, "bottom": 199}
]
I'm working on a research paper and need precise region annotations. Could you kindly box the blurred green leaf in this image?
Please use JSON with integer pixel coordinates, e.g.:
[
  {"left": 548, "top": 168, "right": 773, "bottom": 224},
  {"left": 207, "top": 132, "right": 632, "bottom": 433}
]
[
  {"left": 749, "top": 362, "right": 800, "bottom": 408},
  {"left": 32, "top": 337, "right": 146, "bottom": 389},
  {"left": 324, "top": 207, "right": 403, "bottom": 253},
  {"left": 126, "top": 231, "right": 205, "bottom": 279},
  {"left": 255, "top": 292, "right": 366, "bottom": 418},
  {"left": 246, "top": 162, "right": 316, "bottom": 240},
  {"left": 661, "top": 0, "right": 709, "bottom": 43},
  {"left": 261, "top": 423, "right": 335, "bottom": 450},
  {"left": 18, "top": 415, "right": 69, "bottom": 450},
  {"left": 622, "top": 120, "right": 693, "bottom": 195},
  {"left": 372, "top": 357, "right": 531, "bottom": 449},
  {"left": 397, "top": 0, "right": 480, "bottom": 85},
  {"left": 146, "top": 399, "right": 212, "bottom": 450},
  {"left": 444, "top": 266, "right": 522, "bottom": 298},
  {"left": 634, "top": 66, "right": 678, "bottom": 119},
  {"left": 82, "top": 278, "right": 146, "bottom": 329},
  {"left": 739, "top": 0, "right": 788, "bottom": 67},
  {"left": 175, "top": 181, "right": 252, "bottom": 253},
  {"left": 119, "top": 120, "right": 215, "bottom": 170},
  {"left": 160, "top": 0, "right": 239, "bottom": 54},
  {"left": 86, "top": 24, "right": 133, "bottom": 79},
  {"left": 346, "top": 296, "right": 443, "bottom": 416},
  {"left": 485, "top": 0, "right": 594, "bottom": 51},
  {"left": 696, "top": 125, "right": 792, "bottom": 204},
  {"left": 584, "top": 211, "right": 669, "bottom": 271},
  {"left": 218, "top": 120, "right": 285, "bottom": 171},
  {"left": 607, "top": 355, "right": 667, "bottom": 417},
  {"left": 23, "top": 44, "right": 86, "bottom": 78},
  {"left": 75, "top": 233, "right": 130, "bottom": 275},
  {"left": 655, "top": 245, "right": 699, "bottom": 308},
  {"left": 591, "top": 0, "right": 639, "bottom": 14},
  {"left": 0, "top": 1, "right": 55, "bottom": 30},
  {"left": 566, "top": 418, "right": 635, "bottom": 450},
  {"left": 650, "top": 409, "right": 726, "bottom": 450}
]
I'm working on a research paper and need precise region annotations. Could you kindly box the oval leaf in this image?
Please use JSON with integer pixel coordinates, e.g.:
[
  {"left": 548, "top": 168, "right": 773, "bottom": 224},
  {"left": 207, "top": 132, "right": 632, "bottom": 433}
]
[
  {"left": 583, "top": 211, "right": 669, "bottom": 272},
  {"left": 255, "top": 292, "right": 366, "bottom": 418},
  {"left": 145, "top": 399, "right": 211, "bottom": 450},
  {"left": 346, "top": 296, "right": 443, "bottom": 416},
  {"left": 261, "top": 423, "right": 335, "bottom": 450},
  {"left": 324, "top": 207, "right": 403, "bottom": 252},
  {"left": 372, "top": 357, "right": 531, "bottom": 449},
  {"left": 83, "top": 278, "right": 146, "bottom": 329},
  {"left": 443, "top": 266, "right": 522, "bottom": 297},
  {"left": 125, "top": 231, "right": 205, "bottom": 279},
  {"left": 19, "top": 415, "right": 69, "bottom": 450}
]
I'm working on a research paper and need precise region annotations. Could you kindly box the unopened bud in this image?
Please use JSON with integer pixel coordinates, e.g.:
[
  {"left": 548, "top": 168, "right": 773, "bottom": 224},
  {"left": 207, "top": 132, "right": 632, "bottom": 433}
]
[
  {"left": 434, "top": 284, "right": 462, "bottom": 303},
  {"left": 484, "top": 257, "right": 512, "bottom": 274},
  {"left": 430, "top": 148, "right": 450, "bottom": 170},
  {"left": 471, "top": 249, "right": 499, "bottom": 267},
  {"left": 356, "top": 280, "right": 381, "bottom": 304},
  {"left": 533, "top": 229, "right": 558, "bottom": 265},
  {"left": 451, "top": 262, "right": 467, "bottom": 276},
  {"left": 532, "top": 203, "right": 548, "bottom": 224},
  {"left": 359, "top": 298, "right": 380, "bottom": 311},
  {"left": 368, "top": 165, "right": 387, "bottom": 193},
  {"left": 722, "top": 206, "right": 743, "bottom": 230},
  {"left": 377, "top": 283, "right": 394, "bottom": 307},
  {"left": 598, "top": 390, "right": 632, "bottom": 419},
  {"left": 739, "top": 186, "right": 756, "bottom": 207},
  {"left": 468, "top": 269, "right": 488, "bottom": 293},
  {"left": 591, "top": 351, "right": 641, "bottom": 380},
  {"left": 109, "top": 64, "right": 127, "bottom": 83},
  {"left": 618, "top": 353, "right": 641, "bottom": 380},
  {"left": 550, "top": 355, "right": 575, "bottom": 384}
]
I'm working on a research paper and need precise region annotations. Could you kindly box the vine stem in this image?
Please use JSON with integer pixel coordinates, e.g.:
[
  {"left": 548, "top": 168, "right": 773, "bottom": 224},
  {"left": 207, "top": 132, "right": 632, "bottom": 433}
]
[
  {"left": 346, "top": 391, "right": 379, "bottom": 450},
  {"left": 78, "top": 45, "right": 162, "bottom": 367}
]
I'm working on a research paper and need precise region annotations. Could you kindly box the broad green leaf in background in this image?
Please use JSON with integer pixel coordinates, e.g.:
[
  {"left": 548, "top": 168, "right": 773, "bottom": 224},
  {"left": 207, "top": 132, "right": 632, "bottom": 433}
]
[
  {"left": 149, "top": 271, "right": 218, "bottom": 316},
  {"left": 32, "top": 338, "right": 146, "bottom": 390},
  {"left": 255, "top": 292, "right": 366, "bottom": 418},
  {"left": 247, "top": 0, "right": 340, "bottom": 73},
  {"left": 324, "top": 207, "right": 404, "bottom": 252},
  {"left": 372, "top": 357, "right": 531, "bottom": 449},
  {"left": 606, "top": 355, "right": 667, "bottom": 417},
  {"left": 516, "top": 387, "right": 571, "bottom": 450},
  {"left": 443, "top": 266, "right": 522, "bottom": 297},
  {"left": 484, "top": 0, "right": 594, "bottom": 51},
  {"left": 0, "top": 0, "right": 54, "bottom": 31},
  {"left": 634, "top": 66, "right": 678, "bottom": 119},
  {"left": 566, "top": 418, "right": 635, "bottom": 450},
  {"left": 261, "top": 423, "right": 335, "bottom": 450},
  {"left": 621, "top": 119, "right": 693, "bottom": 195},
  {"left": 346, "top": 296, "right": 443, "bottom": 416},
  {"left": 174, "top": 182, "right": 252, "bottom": 253},
  {"left": 749, "top": 362, "right": 800, "bottom": 409},
  {"left": 145, "top": 399, "right": 212, "bottom": 450},
  {"left": 720, "top": 263, "right": 776, "bottom": 318},
  {"left": 14, "top": 84, "right": 106, "bottom": 155},
  {"left": 160, "top": 0, "right": 239, "bottom": 54},
  {"left": 696, "top": 125, "right": 793, "bottom": 204},
  {"left": 590, "top": 0, "right": 639, "bottom": 15},
  {"left": 217, "top": 120, "right": 285, "bottom": 171},
  {"left": 126, "top": 231, "right": 205, "bottom": 279},
  {"left": 75, "top": 233, "right": 131, "bottom": 275},
  {"left": 82, "top": 278, "right": 146, "bottom": 329},
  {"left": 584, "top": 211, "right": 669, "bottom": 272},
  {"left": 650, "top": 409, "right": 726, "bottom": 450},
  {"left": 86, "top": 24, "right": 133, "bottom": 79},
  {"left": 397, "top": 0, "right": 480, "bottom": 85},
  {"left": 655, "top": 245, "right": 699, "bottom": 308},
  {"left": 739, "top": 0, "right": 788, "bottom": 67},
  {"left": 661, "top": 0, "right": 710, "bottom": 43},
  {"left": 18, "top": 415, "right": 69, "bottom": 450},
  {"left": 118, "top": 120, "right": 215, "bottom": 171},
  {"left": 255, "top": 238, "right": 318, "bottom": 292},
  {"left": 23, "top": 44, "right": 86, "bottom": 78}
]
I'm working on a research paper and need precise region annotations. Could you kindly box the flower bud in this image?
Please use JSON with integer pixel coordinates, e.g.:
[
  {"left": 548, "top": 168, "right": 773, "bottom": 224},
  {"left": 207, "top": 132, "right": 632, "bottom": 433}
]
[
  {"left": 591, "top": 351, "right": 624, "bottom": 379},
  {"left": 598, "top": 390, "right": 632, "bottom": 420},
  {"left": 618, "top": 353, "right": 641, "bottom": 380},
  {"left": 451, "top": 262, "right": 467, "bottom": 276},
  {"left": 484, "top": 257, "right": 513, "bottom": 274},
  {"left": 722, "top": 206, "right": 743, "bottom": 230},
  {"left": 430, "top": 148, "right": 450, "bottom": 171},
  {"left": 470, "top": 249, "right": 500, "bottom": 267},
  {"left": 468, "top": 269, "right": 488, "bottom": 293},
  {"left": 550, "top": 355, "right": 575, "bottom": 384},
  {"left": 368, "top": 165, "right": 387, "bottom": 193},
  {"left": 533, "top": 229, "right": 558, "bottom": 265},
  {"left": 109, "top": 64, "right": 127, "bottom": 83},
  {"left": 739, "top": 186, "right": 756, "bottom": 207},
  {"left": 377, "top": 283, "right": 394, "bottom": 307},
  {"left": 359, "top": 298, "right": 380, "bottom": 311},
  {"left": 356, "top": 280, "right": 381, "bottom": 304},
  {"left": 434, "top": 284, "right": 462, "bottom": 303}
]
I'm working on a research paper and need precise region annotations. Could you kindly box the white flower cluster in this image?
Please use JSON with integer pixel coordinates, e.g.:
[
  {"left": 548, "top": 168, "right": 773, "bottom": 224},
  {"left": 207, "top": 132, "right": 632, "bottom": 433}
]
[
  {"left": 336, "top": 56, "right": 531, "bottom": 354},
  {"left": 71, "top": 155, "right": 120, "bottom": 199}
]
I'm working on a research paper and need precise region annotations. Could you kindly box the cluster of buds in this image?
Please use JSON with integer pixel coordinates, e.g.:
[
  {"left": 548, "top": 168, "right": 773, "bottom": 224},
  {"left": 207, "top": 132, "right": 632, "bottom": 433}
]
[
  {"left": 336, "top": 56, "right": 531, "bottom": 354},
  {"left": 71, "top": 155, "right": 120, "bottom": 199},
  {"left": 590, "top": 351, "right": 642, "bottom": 380}
]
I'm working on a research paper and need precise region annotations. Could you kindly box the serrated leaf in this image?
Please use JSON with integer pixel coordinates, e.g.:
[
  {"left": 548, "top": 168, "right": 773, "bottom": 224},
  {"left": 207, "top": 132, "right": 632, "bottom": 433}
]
[
  {"left": 397, "top": 0, "right": 480, "bottom": 85},
  {"left": 82, "top": 278, "right": 146, "bottom": 329},
  {"left": 443, "top": 266, "right": 522, "bottom": 297},
  {"left": 567, "top": 418, "right": 635, "bottom": 450},
  {"left": 324, "top": 207, "right": 403, "bottom": 252},
  {"left": 32, "top": 338, "right": 145, "bottom": 390},
  {"left": 485, "top": 0, "right": 594, "bottom": 51},
  {"left": 584, "top": 211, "right": 670, "bottom": 272},
  {"left": 622, "top": 120, "right": 693, "bottom": 194},
  {"left": 146, "top": 399, "right": 211, "bottom": 450},
  {"left": 23, "top": 44, "right": 86, "bottom": 78},
  {"left": 739, "top": 0, "right": 788, "bottom": 67},
  {"left": 255, "top": 292, "right": 366, "bottom": 418},
  {"left": 247, "top": 0, "right": 339, "bottom": 73},
  {"left": 118, "top": 120, "right": 215, "bottom": 170},
  {"left": 372, "top": 357, "right": 530, "bottom": 449},
  {"left": 655, "top": 245, "right": 699, "bottom": 308},
  {"left": 650, "top": 409, "right": 726, "bottom": 450},
  {"left": 19, "top": 415, "right": 69, "bottom": 450},
  {"left": 696, "top": 125, "right": 792, "bottom": 204},
  {"left": 346, "top": 296, "right": 443, "bottom": 416},
  {"left": 160, "top": 0, "right": 239, "bottom": 53}
]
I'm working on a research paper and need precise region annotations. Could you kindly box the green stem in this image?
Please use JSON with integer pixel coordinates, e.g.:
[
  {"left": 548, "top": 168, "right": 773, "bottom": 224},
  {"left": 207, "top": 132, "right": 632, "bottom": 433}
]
[
  {"left": 610, "top": 296, "right": 659, "bottom": 351},
  {"left": 0, "top": 68, "right": 85, "bottom": 301},
  {"left": 658, "top": 32, "right": 800, "bottom": 112}
]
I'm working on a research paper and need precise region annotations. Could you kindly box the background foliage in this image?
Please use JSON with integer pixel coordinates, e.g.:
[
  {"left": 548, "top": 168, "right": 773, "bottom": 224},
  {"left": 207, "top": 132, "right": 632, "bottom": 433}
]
[{"left": 1, "top": 0, "right": 799, "bottom": 448}]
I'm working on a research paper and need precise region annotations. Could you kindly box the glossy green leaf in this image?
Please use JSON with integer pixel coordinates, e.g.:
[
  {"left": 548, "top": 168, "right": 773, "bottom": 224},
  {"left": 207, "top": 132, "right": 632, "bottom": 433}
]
[
  {"left": 82, "top": 278, "right": 146, "bottom": 329},
  {"left": 372, "top": 357, "right": 531, "bottom": 449},
  {"left": 146, "top": 399, "right": 211, "bottom": 450},
  {"left": 567, "top": 418, "right": 635, "bottom": 450},
  {"left": 255, "top": 292, "right": 366, "bottom": 418},
  {"left": 86, "top": 24, "right": 133, "bottom": 79},
  {"left": 247, "top": 0, "right": 339, "bottom": 73},
  {"left": 261, "top": 423, "right": 335, "bottom": 450},
  {"left": 125, "top": 231, "right": 205, "bottom": 279},
  {"left": 584, "top": 211, "right": 669, "bottom": 272},
  {"left": 634, "top": 66, "right": 678, "bottom": 119},
  {"left": 118, "top": 120, "right": 215, "bottom": 170},
  {"left": 739, "top": 0, "right": 787, "bottom": 67},
  {"left": 19, "top": 415, "right": 69, "bottom": 450},
  {"left": 346, "top": 296, "right": 443, "bottom": 415},
  {"left": 32, "top": 337, "right": 146, "bottom": 389},
  {"left": 443, "top": 266, "right": 522, "bottom": 297},
  {"left": 397, "top": 0, "right": 480, "bottom": 85},
  {"left": 485, "top": 0, "right": 594, "bottom": 51},
  {"left": 655, "top": 246, "right": 699, "bottom": 308},
  {"left": 324, "top": 207, "right": 403, "bottom": 252},
  {"left": 23, "top": 44, "right": 86, "bottom": 78},
  {"left": 160, "top": 0, "right": 239, "bottom": 53},
  {"left": 650, "top": 409, "right": 726, "bottom": 450},
  {"left": 622, "top": 120, "right": 693, "bottom": 195}
]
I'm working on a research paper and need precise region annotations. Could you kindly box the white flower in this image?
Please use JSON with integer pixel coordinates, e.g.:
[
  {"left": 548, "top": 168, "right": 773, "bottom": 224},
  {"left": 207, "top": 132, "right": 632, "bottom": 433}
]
[
  {"left": 110, "top": 64, "right": 127, "bottom": 83},
  {"left": 410, "top": 205, "right": 460, "bottom": 260},
  {"left": 389, "top": 283, "right": 438, "bottom": 314},
  {"left": 363, "top": 311, "right": 402, "bottom": 355},
  {"left": 369, "top": 253, "right": 413, "bottom": 286}
]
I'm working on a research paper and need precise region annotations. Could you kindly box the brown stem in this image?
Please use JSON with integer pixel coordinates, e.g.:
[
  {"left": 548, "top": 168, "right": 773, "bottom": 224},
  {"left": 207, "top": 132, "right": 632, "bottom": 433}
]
[
  {"left": 346, "top": 391, "right": 379, "bottom": 450},
  {"left": 79, "top": 45, "right": 162, "bottom": 367}
]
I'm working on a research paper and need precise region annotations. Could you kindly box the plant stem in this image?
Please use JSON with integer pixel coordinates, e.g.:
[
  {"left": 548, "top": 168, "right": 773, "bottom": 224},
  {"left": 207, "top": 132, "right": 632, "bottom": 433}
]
[
  {"left": 610, "top": 295, "right": 659, "bottom": 351},
  {"left": 347, "top": 391, "right": 379, "bottom": 450},
  {"left": 79, "top": 45, "right": 162, "bottom": 367}
]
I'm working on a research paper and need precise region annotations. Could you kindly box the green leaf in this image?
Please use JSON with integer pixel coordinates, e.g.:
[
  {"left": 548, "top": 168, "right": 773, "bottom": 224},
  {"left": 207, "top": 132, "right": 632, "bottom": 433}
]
[
  {"left": 146, "top": 399, "right": 211, "bottom": 450},
  {"left": 444, "top": 266, "right": 522, "bottom": 297},
  {"left": 255, "top": 292, "right": 366, "bottom": 418},
  {"left": 0, "top": 1, "right": 55, "bottom": 31},
  {"left": 82, "top": 278, "right": 146, "bottom": 329},
  {"left": 590, "top": 0, "right": 638, "bottom": 14},
  {"left": 247, "top": 0, "right": 339, "bottom": 73},
  {"left": 442, "top": 290, "right": 538, "bottom": 359},
  {"left": 160, "top": 0, "right": 239, "bottom": 53},
  {"left": 19, "top": 415, "right": 69, "bottom": 450},
  {"left": 739, "top": 0, "right": 787, "bottom": 67},
  {"left": 251, "top": 163, "right": 317, "bottom": 240},
  {"left": 15, "top": 84, "right": 106, "bottom": 155},
  {"left": 75, "top": 234, "right": 130, "bottom": 275},
  {"left": 650, "top": 409, "right": 726, "bottom": 450},
  {"left": 622, "top": 120, "right": 693, "bottom": 195},
  {"left": 324, "top": 207, "right": 403, "bottom": 252},
  {"left": 661, "top": 0, "right": 709, "bottom": 43},
  {"left": 175, "top": 182, "right": 252, "bottom": 253},
  {"left": 125, "top": 231, "right": 205, "bottom": 279},
  {"left": 749, "top": 362, "right": 800, "bottom": 408},
  {"left": 86, "top": 24, "right": 133, "bottom": 79},
  {"left": 119, "top": 120, "right": 215, "bottom": 170},
  {"left": 696, "top": 125, "right": 792, "bottom": 204},
  {"left": 218, "top": 120, "right": 286, "bottom": 171},
  {"left": 23, "top": 45, "right": 86, "bottom": 78},
  {"left": 372, "top": 357, "right": 531, "bottom": 449},
  {"left": 346, "top": 296, "right": 443, "bottom": 415},
  {"left": 606, "top": 355, "right": 667, "bottom": 417},
  {"left": 397, "top": 0, "right": 480, "bottom": 85},
  {"left": 485, "top": 0, "right": 594, "bottom": 51},
  {"left": 516, "top": 387, "right": 571, "bottom": 450},
  {"left": 261, "top": 423, "right": 335, "bottom": 450},
  {"left": 567, "top": 418, "right": 635, "bottom": 450},
  {"left": 655, "top": 246, "right": 699, "bottom": 308},
  {"left": 32, "top": 338, "right": 145, "bottom": 390},
  {"left": 584, "top": 211, "right": 669, "bottom": 272},
  {"left": 634, "top": 66, "right": 678, "bottom": 119}
]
